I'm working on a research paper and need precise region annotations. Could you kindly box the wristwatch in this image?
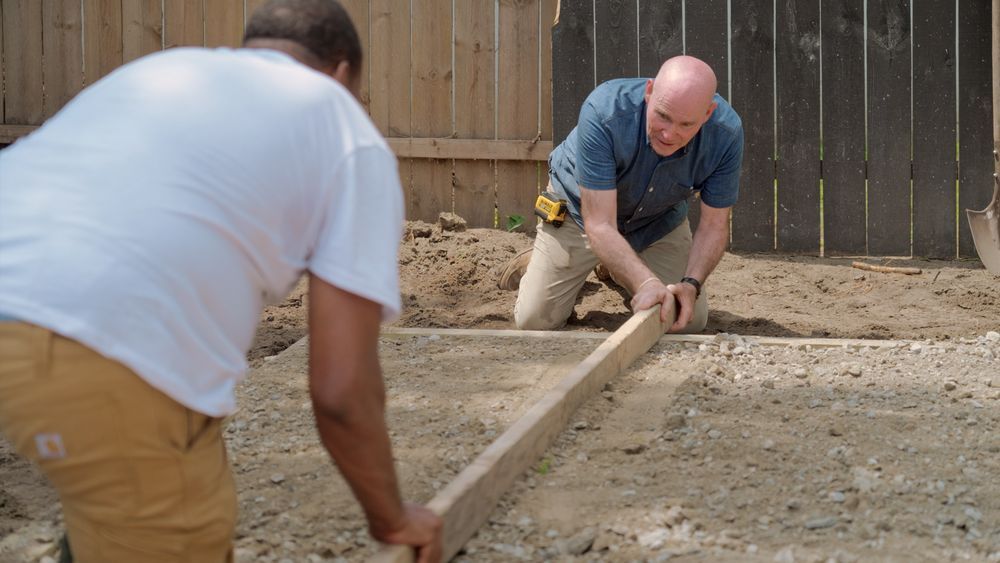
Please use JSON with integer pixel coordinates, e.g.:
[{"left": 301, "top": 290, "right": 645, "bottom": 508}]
[{"left": 680, "top": 276, "right": 702, "bottom": 298}]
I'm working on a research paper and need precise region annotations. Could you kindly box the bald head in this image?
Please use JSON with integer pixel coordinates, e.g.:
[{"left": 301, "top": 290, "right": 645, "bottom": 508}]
[
  {"left": 643, "top": 56, "right": 718, "bottom": 156},
  {"left": 652, "top": 56, "right": 717, "bottom": 112}
]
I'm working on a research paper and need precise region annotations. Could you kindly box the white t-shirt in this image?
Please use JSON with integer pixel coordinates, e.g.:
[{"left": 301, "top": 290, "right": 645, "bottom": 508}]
[{"left": 0, "top": 48, "right": 404, "bottom": 416}]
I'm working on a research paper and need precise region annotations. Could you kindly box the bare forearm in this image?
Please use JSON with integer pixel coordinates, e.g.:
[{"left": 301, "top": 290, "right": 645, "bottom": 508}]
[
  {"left": 685, "top": 215, "right": 729, "bottom": 283},
  {"left": 587, "top": 223, "right": 656, "bottom": 292},
  {"left": 313, "top": 388, "right": 405, "bottom": 539}
]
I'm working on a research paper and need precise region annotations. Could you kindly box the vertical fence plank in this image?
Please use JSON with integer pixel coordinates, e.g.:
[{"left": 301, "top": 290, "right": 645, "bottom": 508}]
[
  {"left": 339, "top": 0, "right": 370, "bottom": 111},
  {"left": 637, "top": 0, "right": 682, "bottom": 77},
  {"left": 957, "top": 0, "right": 994, "bottom": 257},
  {"left": 205, "top": 0, "right": 244, "bottom": 48},
  {"left": 540, "top": 0, "right": 556, "bottom": 142},
  {"left": 866, "top": 0, "right": 911, "bottom": 256},
  {"left": 822, "top": 0, "right": 866, "bottom": 255},
  {"left": 0, "top": 1, "right": 4, "bottom": 125},
  {"left": 685, "top": 0, "right": 728, "bottom": 98},
  {"left": 42, "top": 0, "right": 84, "bottom": 119},
  {"left": 497, "top": 0, "right": 541, "bottom": 232},
  {"left": 775, "top": 0, "right": 821, "bottom": 253},
  {"left": 123, "top": 0, "right": 163, "bottom": 63},
  {"left": 730, "top": 0, "right": 775, "bottom": 251},
  {"left": 370, "top": 0, "right": 411, "bottom": 213},
  {"left": 454, "top": 0, "right": 496, "bottom": 228},
  {"left": 551, "top": 0, "right": 594, "bottom": 144},
  {"left": 84, "top": 0, "right": 123, "bottom": 85},
  {"left": 164, "top": 0, "right": 204, "bottom": 48},
  {"left": 2, "top": 1, "right": 44, "bottom": 125},
  {"left": 409, "top": 0, "right": 453, "bottom": 223},
  {"left": 684, "top": 0, "right": 728, "bottom": 233},
  {"left": 596, "top": 0, "right": 637, "bottom": 83},
  {"left": 911, "top": 0, "right": 956, "bottom": 258}
]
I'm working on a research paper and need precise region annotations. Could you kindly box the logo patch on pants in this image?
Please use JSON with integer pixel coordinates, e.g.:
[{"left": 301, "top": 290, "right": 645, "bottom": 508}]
[{"left": 34, "top": 433, "right": 66, "bottom": 459}]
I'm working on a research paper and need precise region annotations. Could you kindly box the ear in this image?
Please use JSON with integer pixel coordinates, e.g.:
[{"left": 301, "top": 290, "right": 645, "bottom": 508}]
[
  {"left": 703, "top": 101, "right": 718, "bottom": 122},
  {"left": 644, "top": 78, "right": 654, "bottom": 103},
  {"left": 329, "top": 60, "right": 359, "bottom": 98}
]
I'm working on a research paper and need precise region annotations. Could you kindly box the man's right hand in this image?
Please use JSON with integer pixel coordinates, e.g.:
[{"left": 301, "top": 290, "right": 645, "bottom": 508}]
[
  {"left": 376, "top": 503, "right": 443, "bottom": 563},
  {"left": 629, "top": 279, "right": 677, "bottom": 327}
]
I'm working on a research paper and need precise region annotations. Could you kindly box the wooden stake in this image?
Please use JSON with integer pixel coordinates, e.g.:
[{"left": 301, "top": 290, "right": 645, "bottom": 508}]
[
  {"left": 851, "top": 261, "right": 922, "bottom": 275},
  {"left": 368, "top": 305, "right": 671, "bottom": 562}
]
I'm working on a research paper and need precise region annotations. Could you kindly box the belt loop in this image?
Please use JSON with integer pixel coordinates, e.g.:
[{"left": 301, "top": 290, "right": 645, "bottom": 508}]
[{"left": 34, "top": 325, "right": 53, "bottom": 378}]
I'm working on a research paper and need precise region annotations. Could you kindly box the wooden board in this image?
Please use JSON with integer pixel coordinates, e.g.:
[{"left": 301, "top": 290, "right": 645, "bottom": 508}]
[
  {"left": 164, "top": 0, "right": 205, "bottom": 48},
  {"left": 729, "top": 0, "right": 775, "bottom": 252},
  {"left": 684, "top": 0, "right": 728, "bottom": 98},
  {"left": 551, "top": 0, "right": 594, "bottom": 144},
  {"left": 957, "top": 0, "right": 995, "bottom": 257},
  {"left": 388, "top": 139, "right": 551, "bottom": 161},
  {"left": 637, "top": 0, "right": 682, "bottom": 78},
  {"left": 369, "top": 306, "right": 671, "bottom": 563},
  {"left": 2, "top": 1, "right": 44, "bottom": 125},
  {"left": 83, "top": 0, "right": 123, "bottom": 85},
  {"left": 41, "top": 1, "right": 83, "bottom": 120},
  {"left": 496, "top": 0, "right": 541, "bottom": 233},
  {"left": 0, "top": 1, "right": 4, "bottom": 124},
  {"left": 370, "top": 0, "right": 411, "bottom": 220},
  {"left": 453, "top": 0, "right": 497, "bottom": 228},
  {"left": 866, "top": 0, "right": 912, "bottom": 256},
  {"left": 204, "top": 0, "right": 244, "bottom": 48},
  {"left": 123, "top": 0, "right": 164, "bottom": 64},
  {"left": 821, "top": 0, "right": 866, "bottom": 255},
  {"left": 408, "top": 0, "right": 453, "bottom": 223},
  {"left": 339, "top": 0, "right": 370, "bottom": 111},
  {"left": 911, "top": 0, "right": 956, "bottom": 259},
  {"left": 775, "top": 0, "right": 821, "bottom": 254},
  {"left": 596, "top": 0, "right": 638, "bottom": 83},
  {"left": 540, "top": 0, "right": 557, "bottom": 144}
]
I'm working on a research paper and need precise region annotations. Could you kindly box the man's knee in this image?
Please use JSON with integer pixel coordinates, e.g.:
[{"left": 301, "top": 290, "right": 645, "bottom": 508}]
[{"left": 513, "top": 301, "right": 568, "bottom": 330}]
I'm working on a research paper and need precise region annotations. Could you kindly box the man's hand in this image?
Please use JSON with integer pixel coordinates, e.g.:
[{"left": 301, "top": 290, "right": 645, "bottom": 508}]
[
  {"left": 664, "top": 280, "right": 698, "bottom": 332},
  {"left": 629, "top": 278, "right": 677, "bottom": 327},
  {"left": 376, "top": 503, "right": 443, "bottom": 563}
]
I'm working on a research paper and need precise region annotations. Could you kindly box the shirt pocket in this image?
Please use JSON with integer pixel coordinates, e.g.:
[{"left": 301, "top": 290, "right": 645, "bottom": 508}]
[{"left": 627, "top": 165, "right": 693, "bottom": 224}]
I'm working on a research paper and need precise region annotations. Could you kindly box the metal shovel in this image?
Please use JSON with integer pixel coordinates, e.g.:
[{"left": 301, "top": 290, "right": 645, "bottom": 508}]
[{"left": 966, "top": 174, "right": 1000, "bottom": 275}]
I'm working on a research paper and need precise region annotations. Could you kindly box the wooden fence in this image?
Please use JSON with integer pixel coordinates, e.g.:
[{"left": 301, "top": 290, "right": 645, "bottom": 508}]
[
  {"left": 2, "top": 1, "right": 996, "bottom": 258},
  {"left": 0, "top": 0, "right": 556, "bottom": 231},
  {"left": 554, "top": 0, "right": 998, "bottom": 258}
]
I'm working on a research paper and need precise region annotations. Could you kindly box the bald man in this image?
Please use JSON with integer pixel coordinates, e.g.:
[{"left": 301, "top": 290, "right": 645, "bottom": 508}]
[{"left": 508, "top": 56, "right": 743, "bottom": 332}]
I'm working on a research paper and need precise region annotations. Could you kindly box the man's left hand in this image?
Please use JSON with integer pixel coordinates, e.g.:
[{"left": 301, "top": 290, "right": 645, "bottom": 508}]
[
  {"left": 664, "top": 281, "right": 698, "bottom": 332},
  {"left": 629, "top": 279, "right": 677, "bottom": 328}
]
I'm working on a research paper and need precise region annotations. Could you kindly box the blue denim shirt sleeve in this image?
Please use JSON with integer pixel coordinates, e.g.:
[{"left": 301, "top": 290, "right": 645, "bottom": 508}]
[
  {"left": 574, "top": 99, "right": 618, "bottom": 191},
  {"left": 698, "top": 125, "right": 743, "bottom": 208}
]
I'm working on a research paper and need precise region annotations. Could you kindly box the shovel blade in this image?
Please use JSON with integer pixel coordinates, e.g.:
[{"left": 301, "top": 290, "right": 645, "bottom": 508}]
[{"left": 966, "top": 183, "right": 1000, "bottom": 275}]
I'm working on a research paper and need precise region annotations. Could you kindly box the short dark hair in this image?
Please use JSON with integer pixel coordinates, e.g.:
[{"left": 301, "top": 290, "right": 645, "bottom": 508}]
[{"left": 244, "top": 0, "right": 362, "bottom": 75}]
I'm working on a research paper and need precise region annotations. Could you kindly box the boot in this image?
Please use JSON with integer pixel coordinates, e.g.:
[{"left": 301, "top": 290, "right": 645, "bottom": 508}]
[{"left": 497, "top": 247, "right": 533, "bottom": 290}]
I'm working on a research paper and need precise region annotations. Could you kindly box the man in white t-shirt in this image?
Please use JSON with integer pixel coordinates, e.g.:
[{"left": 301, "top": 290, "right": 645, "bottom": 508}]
[{"left": 0, "top": 1, "right": 442, "bottom": 561}]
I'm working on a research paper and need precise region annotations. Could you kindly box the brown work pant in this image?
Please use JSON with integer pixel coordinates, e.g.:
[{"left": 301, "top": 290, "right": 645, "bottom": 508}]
[
  {"left": 0, "top": 321, "right": 236, "bottom": 562},
  {"left": 514, "top": 217, "right": 708, "bottom": 331}
]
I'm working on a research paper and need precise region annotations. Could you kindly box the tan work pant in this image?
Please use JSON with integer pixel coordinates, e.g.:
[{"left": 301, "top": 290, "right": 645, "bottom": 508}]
[
  {"left": 0, "top": 322, "right": 236, "bottom": 563},
  {"left": 514, "top": 218, "right": 708, "bottom": 331}
]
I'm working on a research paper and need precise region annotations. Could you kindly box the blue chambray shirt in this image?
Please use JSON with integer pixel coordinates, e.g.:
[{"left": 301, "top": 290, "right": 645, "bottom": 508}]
[{"left": 548, "top": 78, "right": 744, "bottom": 252}]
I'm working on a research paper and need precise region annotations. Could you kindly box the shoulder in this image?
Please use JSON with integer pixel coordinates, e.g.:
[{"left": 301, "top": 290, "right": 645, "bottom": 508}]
[
  {"left": 582, "top": 78, "right": 648, "bottom": 125},
  {"left": 703, "top": 94, "right": 743, "bottom": 140}
]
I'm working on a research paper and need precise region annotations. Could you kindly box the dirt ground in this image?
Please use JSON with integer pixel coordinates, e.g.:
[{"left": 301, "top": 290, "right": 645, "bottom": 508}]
[{"left": 1, "top": 218, "right": 999, "bottom": 562}]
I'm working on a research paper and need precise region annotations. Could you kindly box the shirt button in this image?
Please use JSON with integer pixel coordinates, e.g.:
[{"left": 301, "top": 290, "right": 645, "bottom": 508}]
[
  {"left": 648, "top": 187, "right": 654, "bottom": 192},
  {"left": 638, "top": 207, "right": 644, "bottom": 212}
]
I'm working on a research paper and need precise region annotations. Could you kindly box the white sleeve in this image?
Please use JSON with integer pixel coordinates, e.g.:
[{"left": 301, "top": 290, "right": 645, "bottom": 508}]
[{"left": 308, "top": 145, "right": 404, "bottom": 321}]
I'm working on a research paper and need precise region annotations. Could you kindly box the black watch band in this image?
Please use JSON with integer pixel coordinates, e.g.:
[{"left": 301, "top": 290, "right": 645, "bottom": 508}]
[{"left": 680, "top": 276, "right": 702, "bottom": 298}]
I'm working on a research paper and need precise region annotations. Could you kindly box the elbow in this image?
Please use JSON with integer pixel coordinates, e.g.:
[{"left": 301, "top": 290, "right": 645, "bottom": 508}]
[{"left": 309, "top": 373, "right": 386, "bottom": 423}]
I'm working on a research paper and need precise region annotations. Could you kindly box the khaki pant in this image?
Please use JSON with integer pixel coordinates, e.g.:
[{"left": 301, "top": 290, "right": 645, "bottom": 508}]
[
  {"left": 514, "top": 218, "right": 708, "bottom": 331},
  {"left": 0, "top": 322, "right": 236, "bottom": 563}
]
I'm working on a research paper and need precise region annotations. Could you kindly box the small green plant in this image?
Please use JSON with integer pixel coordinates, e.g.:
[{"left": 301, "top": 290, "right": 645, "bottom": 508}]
[
  {"left": 506, "top": 214, "right": 525, "bottom": 232},
  {"left": 535, "top": 457, "right": 551, "bottom": 475}
]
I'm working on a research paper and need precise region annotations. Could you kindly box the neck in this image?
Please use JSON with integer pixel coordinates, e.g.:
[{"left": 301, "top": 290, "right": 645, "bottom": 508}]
[{"left": 243, "top": 39, "right": 328, "bottom": 73}]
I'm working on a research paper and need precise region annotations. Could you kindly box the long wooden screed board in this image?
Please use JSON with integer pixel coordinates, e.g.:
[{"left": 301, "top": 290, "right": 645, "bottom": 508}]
[{"left": 369, "top": 305, "right": 671, "bottom": 562}]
